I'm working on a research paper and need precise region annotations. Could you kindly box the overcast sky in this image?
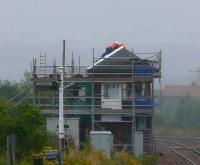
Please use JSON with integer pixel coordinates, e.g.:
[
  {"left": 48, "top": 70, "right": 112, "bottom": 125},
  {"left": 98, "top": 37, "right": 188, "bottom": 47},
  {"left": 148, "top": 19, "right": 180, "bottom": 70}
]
[{"left": 0, "top": 0, "right": 200, "bottom": 85}]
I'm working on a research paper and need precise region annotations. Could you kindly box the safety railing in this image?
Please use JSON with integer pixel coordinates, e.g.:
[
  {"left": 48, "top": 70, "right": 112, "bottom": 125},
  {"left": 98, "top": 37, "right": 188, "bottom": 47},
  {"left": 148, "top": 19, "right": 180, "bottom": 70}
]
[
  {"left": 33, "top": 65, "right": 160, "bottom": 77},
  {"left": 33, "top": 96, "right": 154, "bottom": 110},
  {"left": 32, "top": 53, "right": 161, "bottom": 78}
]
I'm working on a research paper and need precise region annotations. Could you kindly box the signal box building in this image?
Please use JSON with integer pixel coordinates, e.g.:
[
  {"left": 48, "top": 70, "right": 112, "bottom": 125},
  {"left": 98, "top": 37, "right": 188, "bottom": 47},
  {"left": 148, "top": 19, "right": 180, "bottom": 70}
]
[{"left": 32, "top": 43, "right": 161, "bottom": 154}]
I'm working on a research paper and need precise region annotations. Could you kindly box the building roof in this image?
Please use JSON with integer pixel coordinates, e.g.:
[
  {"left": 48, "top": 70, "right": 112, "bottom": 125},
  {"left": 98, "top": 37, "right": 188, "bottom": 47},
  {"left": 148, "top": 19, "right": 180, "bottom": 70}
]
[
  {"left": 163, "top": 85, "right": 200, "bottom": 97},
  {"left": 85, "top": 45, "right": 161, "bottom": 78},
  {"left": 86, "top": 46, "right": 141, "bottom": 70}
]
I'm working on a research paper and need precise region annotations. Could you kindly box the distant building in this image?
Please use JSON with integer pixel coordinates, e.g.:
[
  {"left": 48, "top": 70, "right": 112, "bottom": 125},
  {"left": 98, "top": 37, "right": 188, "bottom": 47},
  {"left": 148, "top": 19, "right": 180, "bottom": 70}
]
[{"left": 163, "top": 84, "right": 200, "bottom": 97}]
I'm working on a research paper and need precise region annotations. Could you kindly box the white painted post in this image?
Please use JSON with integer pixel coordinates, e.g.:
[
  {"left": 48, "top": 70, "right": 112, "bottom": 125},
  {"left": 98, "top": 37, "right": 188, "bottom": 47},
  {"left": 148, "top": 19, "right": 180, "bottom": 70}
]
[{"left": 58, "top": 66, "right": 64, "bottom": 165}]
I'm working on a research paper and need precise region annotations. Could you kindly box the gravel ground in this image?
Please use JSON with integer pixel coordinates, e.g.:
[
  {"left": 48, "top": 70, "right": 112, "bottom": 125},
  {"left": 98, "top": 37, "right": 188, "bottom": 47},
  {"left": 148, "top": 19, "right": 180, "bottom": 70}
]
[
  {"left": 155, "top": 137, "right": 200, "bottom": 165},
  {"left": 156, "top": 143, "right": 187, "bottom": 165}
]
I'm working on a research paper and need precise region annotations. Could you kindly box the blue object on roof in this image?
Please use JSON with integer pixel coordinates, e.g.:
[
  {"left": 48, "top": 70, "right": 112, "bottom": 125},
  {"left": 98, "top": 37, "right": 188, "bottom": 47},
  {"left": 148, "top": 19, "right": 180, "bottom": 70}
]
[{"left": 133, "top": 66, "right": 159, "bottom": 76}]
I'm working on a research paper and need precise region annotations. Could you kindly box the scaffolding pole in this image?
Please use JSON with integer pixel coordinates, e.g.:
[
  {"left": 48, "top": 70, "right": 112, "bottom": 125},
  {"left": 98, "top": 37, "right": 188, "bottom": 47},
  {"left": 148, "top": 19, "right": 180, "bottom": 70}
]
[
  {"left": 91, "top": 48, "right": 95, "bottom": 131},
  {"left": 62, "top": 40, "right": 65, "bottom": 67},
  {"left": 159, "top": 51, "right": 162, "bottom": 117},
  {"left": 131, "top": 50, "right": 136, "bottom": 155},
  {"left": 152, "top": 79, "right": 155, "bottom": 154}
]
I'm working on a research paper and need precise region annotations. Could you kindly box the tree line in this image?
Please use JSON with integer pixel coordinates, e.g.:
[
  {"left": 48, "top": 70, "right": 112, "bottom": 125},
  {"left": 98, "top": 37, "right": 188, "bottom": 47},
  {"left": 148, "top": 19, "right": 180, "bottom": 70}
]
[{"left": 155, "top": 95, "right": 200, "bottom": 128}]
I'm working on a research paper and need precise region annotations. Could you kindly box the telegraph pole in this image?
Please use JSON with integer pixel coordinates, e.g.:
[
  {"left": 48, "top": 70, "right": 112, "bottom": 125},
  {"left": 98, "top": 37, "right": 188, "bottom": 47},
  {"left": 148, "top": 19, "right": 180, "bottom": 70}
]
[{"left": 58, "top": 66, "right": 64, "bottom": 165}]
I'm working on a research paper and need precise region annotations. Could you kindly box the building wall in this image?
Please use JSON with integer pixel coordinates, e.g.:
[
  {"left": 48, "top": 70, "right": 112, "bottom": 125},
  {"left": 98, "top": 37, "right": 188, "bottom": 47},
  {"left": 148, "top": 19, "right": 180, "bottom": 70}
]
[
  {"left": 164, "top": 85, "right": 200, "bottom": 97},
  {"left": 46, "top": 118, "right": 80, "bottom": 148}
]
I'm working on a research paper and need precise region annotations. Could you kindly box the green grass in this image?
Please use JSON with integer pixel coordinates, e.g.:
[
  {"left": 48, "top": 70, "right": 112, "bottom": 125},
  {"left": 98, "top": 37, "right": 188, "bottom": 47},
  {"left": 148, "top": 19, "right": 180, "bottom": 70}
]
[
  {"left": 64, "top": 149, "right": 138, "bottom": 165},
  {"left": 0, "top": 152, "right": 32, "bottom": 165},
  {"left": 138, "top": 156, "right": 158, "bottom": 165},
  {"left": 0, "top": 153, "right": 6, "bottom": 165},
  {"left": 0, "top": 150, "right": 158, "bottom": 165}
]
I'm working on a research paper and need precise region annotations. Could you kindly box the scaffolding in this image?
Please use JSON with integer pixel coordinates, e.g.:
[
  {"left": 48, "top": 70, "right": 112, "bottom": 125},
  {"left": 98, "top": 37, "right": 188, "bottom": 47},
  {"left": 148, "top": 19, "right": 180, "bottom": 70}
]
[{"left": 32, "top": 46, "right": 161, "bottom": 154}]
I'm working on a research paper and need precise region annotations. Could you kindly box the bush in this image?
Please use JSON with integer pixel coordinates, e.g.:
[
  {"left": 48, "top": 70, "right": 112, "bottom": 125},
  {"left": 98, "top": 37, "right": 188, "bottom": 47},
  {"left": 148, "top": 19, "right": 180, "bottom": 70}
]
[
  {"left": 0, "top": 152, "right": 6, "bottom": 165},
  {"left": 111, "top": 152, "right": 137, "bottom": 165},
  {"left": 0, "top": 152, "right": 32, "bottom": 165}
]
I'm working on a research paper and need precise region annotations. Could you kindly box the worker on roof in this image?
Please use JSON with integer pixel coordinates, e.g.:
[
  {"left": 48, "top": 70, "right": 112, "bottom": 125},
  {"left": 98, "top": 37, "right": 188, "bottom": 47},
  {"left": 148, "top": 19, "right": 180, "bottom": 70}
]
[
  {"left": 101, "top": 42, "right": 125, "bottom": 58},
  {"left": 107, "top": 42, "right": 125, "bottom": 49}
]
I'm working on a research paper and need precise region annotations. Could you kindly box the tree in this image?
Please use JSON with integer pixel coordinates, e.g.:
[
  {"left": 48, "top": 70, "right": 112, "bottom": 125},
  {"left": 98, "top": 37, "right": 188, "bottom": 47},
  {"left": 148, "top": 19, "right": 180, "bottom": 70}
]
[
  {"left": 0, "top": 80, "right": 20, "bottom": 100},
  {"left": 0, "top": 100, "right": 48, "bottom": 158},
  {"left": 0, "top": 99, "right": 15, "bottom": 151},
  {"left": 15, "top": 102, "right": 48, "bottom": 156},
  {"left": 0, "top": 71, "right": 32, "bottom": 104},
  {"left": 174, "top": 96, "right": 200, "bottom": 128},
  {"left": 155, "top": 95, "right": 200, "bottom": 129}
]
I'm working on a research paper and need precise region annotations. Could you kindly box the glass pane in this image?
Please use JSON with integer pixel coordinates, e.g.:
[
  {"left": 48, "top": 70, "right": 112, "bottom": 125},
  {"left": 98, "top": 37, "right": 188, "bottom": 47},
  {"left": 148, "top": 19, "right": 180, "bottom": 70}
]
[
  {"left": 104, "top": 83, "right": 111, "bottom": 98},
  {"left": 103, "top": 83, "right": 120, "bottom": 99},
  {"left": 112, "top": 87, "right": 119, "bottom": 99},
  {"left": 138, "top": 117, "right": 146, "bottom": 129}
]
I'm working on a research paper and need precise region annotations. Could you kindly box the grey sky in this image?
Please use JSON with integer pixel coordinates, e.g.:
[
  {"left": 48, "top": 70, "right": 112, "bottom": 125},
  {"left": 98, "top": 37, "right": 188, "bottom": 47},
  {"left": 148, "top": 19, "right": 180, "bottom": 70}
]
[{"left": 0, "top": 0, "right": 200, "bottom": 85}]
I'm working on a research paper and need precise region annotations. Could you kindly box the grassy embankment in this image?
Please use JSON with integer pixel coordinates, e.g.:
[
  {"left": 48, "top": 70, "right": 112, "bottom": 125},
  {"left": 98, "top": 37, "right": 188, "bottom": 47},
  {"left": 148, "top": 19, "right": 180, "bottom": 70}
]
[{"left": 0, "top": 148, "right": 158, "bottom": 165}]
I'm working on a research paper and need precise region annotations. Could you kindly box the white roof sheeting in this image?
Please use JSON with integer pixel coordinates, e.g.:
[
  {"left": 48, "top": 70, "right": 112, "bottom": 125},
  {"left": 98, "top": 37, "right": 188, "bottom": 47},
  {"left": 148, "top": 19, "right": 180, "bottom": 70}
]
[{"left": 86, "top": 46, "right": 140, "bottom": 70}]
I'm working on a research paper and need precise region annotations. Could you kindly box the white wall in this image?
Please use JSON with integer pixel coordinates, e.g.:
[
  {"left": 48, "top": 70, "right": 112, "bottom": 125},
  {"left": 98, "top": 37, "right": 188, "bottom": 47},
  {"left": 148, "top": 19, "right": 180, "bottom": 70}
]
[
  {"left": 101, "top": 115, "right": 121, "bottom": 122},
  {"left": 46, "top": 118, "right": 79, "bottom": 148},
  {"left": 90, "top": 131, "right": 113, "bottom": 157}
]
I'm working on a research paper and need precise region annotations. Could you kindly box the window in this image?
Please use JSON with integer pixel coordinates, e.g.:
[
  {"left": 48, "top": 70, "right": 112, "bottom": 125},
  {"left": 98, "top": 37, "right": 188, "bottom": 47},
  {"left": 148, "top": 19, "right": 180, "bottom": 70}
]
[
  {"left": 137, "top": 117, "right": 146, "bottom": 129},
  {"left": 103, "top": 83, "right": 120, "bottom": 99},
  {"left": 146, "top": 117, "right": 152, "bottom": 129},
  {"left": 135, "top": 82, "right": 148, "bottom": 97},
  {"left": 122, "top": 83, "right": 132, "bottom": 99}
]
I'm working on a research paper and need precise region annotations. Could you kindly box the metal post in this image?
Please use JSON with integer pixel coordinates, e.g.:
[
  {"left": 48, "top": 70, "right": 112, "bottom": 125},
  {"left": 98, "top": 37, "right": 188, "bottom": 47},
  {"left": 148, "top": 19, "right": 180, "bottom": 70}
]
[
  {"left": 44, "top": 52, "right": 47, "bottom": 74},
  {"left": 78, "top": 56, "right": 80, "bottom": 74},
  {"left": 7, "top": 136, "right": 11, "bottom": 165},
  {"left": 131, "top": 50, "right": 136, "bottom": 155},
  {"left": 58, "top": 67, "right": 64, "bottom": 165},
  {"left": 91, "top": 48, "right": 95, "bottom": 131},
  {"left": 159, "top": 51, "right": 162, "bottom": 117},
  {"left": 32, "top": 58, "right": 36, "bottom": 106},
  {"left": 159, "top": 78, "right": 162, "bottom": 117},
  {"left": 152, "top": 80, "right": 155, "bottom": 153},
  {"left": 62, "top": 40, "right": 65, "bottom": 67},
  {"left": 71, "top": 52, "right": 74, "bottom": 74},
  {"left": 7, "top": 135, "right": 16, "bottom": 165},
  {"left": 32, "top": 85, "right": 36, "bottom": 106}
]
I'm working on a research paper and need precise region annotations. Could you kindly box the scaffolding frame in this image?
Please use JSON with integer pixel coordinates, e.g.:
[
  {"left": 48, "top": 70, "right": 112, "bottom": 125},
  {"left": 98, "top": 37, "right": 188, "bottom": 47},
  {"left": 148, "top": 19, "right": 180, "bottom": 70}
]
[{"left": 32, "top": 48, "right": 161, "bottom": 154}]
